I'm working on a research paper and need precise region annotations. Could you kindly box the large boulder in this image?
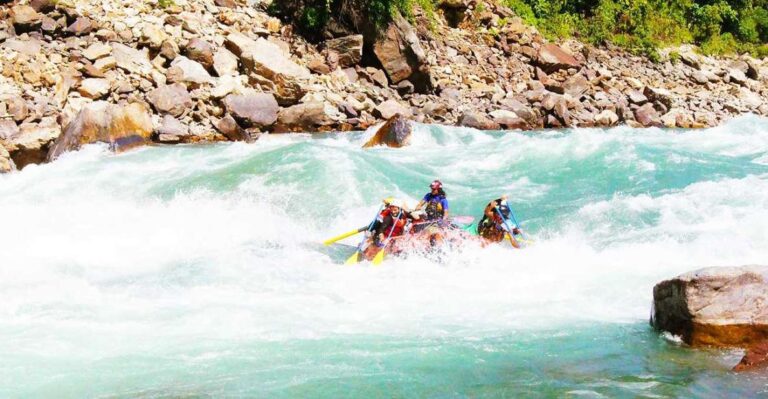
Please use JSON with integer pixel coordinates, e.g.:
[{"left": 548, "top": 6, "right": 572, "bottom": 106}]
[
  {"left": 111, "top": 43, "right": 153, "bottom": 77},
  {"left": 168, "top": 56, "right": 212, "bottom": 86},
  {"left": 225, "top": 33, "right": 309, "bottom": 80},
  {"left": 652, "top": 266, "right": 768, "bottom": 348},
  {"left": 11, "top": 5, "right": 42, "bottom": 32},
  {"left": 184, "top": 38, "right": 214, "bottom": 70},
  {"left": 147, "top": 83, "right": 194, "bottom": 117},
  {"left": 48, "top": 102, "right": 153, "bottom": 161},
  {"left": 634, "top": 103, "right": 661, "bottom": 127},
  {"left": 373, "top": 13, "right": 432, "bottom": 93},
  {"left": 275, "top": 102, "right": 338, "bottom": 132},
  {"left": 324, "top": 35, "right": 363, "bottom": 69},
  {"left": 222, "top": 92, "right": 279, "bottom": 128},
  {"left": 363, "top": 114, "right": 413, "bottom": 148},
  {"left": 374, "top": 100, "right": 412, "bottom": 120},
  {"left": 536, "top": 43, "right": 582, "bottom": 73},
  {"left": 458, "top": 111, "right": 500, "bottom": 130},
  {"left": 6, "top": 120, "right": 61, "bottom": 169}
]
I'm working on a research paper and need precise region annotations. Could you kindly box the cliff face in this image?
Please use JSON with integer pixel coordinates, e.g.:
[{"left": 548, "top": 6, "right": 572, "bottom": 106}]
[{"left": 0, "top": 0, "right": 766, "bottom": 172}]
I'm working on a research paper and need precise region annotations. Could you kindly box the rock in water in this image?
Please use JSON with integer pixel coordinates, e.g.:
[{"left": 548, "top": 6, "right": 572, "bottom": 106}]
[
  {"left": 652, "top": 266, "right": 768, "bottom": 348},
  {"left": 48, "top": 102, "right": 153, "bottom": 161},
  {"left": 363, "top": 115, "right": 413, "bottom": 148}
]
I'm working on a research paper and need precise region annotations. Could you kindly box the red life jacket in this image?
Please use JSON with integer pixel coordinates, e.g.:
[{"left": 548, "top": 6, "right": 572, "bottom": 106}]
[{"left": 380, "top": 209, "right": 408, "bottom": 237}]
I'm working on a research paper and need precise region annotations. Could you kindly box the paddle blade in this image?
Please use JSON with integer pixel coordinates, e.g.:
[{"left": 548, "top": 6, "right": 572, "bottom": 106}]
[
  {"left": 505, "top": 233, "right": 521, "bottom": 249},
  {"left": 324, "top": 228, "right": 363, "bottom": 246},
  {"left": 371, "top": 249, "right": 386, "bottom": 266},
  {"left": 344, "top": 251, "right": 361, "bottom": 265}
]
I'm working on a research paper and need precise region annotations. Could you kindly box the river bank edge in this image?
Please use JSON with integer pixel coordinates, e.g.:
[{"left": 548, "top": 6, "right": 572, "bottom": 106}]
[{"left": 1, "top": 0, "right": 767, "bottom": 174}]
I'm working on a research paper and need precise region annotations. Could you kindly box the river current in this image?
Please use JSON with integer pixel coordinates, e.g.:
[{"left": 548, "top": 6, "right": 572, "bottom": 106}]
[{"left": 1, "top": 116, "right": 768, "bottom": 397}]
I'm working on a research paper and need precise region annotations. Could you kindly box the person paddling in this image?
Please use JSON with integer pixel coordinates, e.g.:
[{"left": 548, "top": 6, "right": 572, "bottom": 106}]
[
  {"left": 371, "top": 199, "right": 418, "bottom": 247},
  {"left": 414, "top": 180, "right": 449, "bottom": 222},
  {"left": 477, "top": 195, "right": 521, "bottom": 242}
]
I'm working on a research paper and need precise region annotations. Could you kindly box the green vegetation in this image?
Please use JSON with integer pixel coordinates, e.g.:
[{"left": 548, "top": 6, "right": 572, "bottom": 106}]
[
  {"left": 271, "top": 0, "right": 766, "bottom": 58},
  {"left": 158, "top": 0, "right": 175, "bottom": 8},
  {"left": 502, "top": 0, "right": 768, "bottom": 58},
  {"left": 268, "top": 0, "right": 438, "bottom": 39}
]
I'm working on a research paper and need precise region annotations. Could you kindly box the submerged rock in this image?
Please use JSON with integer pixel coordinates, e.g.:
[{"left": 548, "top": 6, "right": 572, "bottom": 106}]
[
  {"left": 363, "top": 114, "right": 413, "bottom": 148},
  {"left": 48, "top": 102, "right": 153, "bottom": 161},
  {"left": 652, "top": 266, "right": 768, "bottom": 348}
]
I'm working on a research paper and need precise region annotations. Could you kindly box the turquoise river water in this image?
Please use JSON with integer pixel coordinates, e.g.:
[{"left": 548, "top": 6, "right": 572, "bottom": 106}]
[{"left": 1, "top": 116, "right": 768, "bottom": 398}]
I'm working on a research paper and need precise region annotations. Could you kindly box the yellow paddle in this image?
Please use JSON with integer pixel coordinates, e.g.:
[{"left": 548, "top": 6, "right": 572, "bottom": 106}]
[
  {"left": 371, "top": 210, "right": 403, "bottom": 266},
  {"left": 323, "top": 226, "right": 366, "bottom": 246}
]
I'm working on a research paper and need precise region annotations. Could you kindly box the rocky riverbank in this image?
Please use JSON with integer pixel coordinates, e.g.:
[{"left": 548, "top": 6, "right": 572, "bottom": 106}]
[{"left": 1, "top": 0, "right": 767, "bottom": 173}]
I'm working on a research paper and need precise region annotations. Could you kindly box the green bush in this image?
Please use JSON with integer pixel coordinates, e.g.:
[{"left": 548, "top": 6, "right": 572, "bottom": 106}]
[{"left": 501, "top": 0, "right": 766, "bottom": 58}]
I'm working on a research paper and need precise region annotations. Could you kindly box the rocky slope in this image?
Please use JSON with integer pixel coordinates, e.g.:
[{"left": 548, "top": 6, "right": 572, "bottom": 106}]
[{"left": 1, "top": 0, "right": 767, "bottom": 172}]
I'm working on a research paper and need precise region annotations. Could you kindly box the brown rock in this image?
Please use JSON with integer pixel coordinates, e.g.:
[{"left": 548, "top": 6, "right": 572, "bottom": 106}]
[
  {"left": 83, "top": 43, "right": 112, "bottom": 61},
  {"left": 7, "top": 98, "right": 29, "bottom": 123},
  {"left": 0, "top": 146, "right": 15, "bottom": 174},
  {"left": 458, "top": 111, "right": 500, "bottom": 130},
  {"left": 160, "top": 40, "right": 180, "bottom": 60},
  {"left": 11, "top": 5, "right": 42, "bottom": 32},
  {"left": 373, "top": 14, "right": 432, "bottom": 93},
  {"left": 489, "top": 110, "right": 528, "bottom": 129},
  {"left": 275, "top": 102, "right": 336, "bottom": 132},
  {"left": 222, "top": 93, "right": 279, "bottom": 128},
  {"left": 594, "top": 109, "right": 619, "bottom": 126},
  {"left": 652, "top": 266, "right": 768, "bottom": 348},
  {"left": 634, "top": 103, "right": 660, "bottom": 127},
  {"left": 215, "top": 114, "right": 250, "bottom": 142},
  {"left": 215, "top": 0, "right": 238, "bottom": 7},
  {"left": 78, "top": 78, "right": 111, "bottom": 99},
  {"left": 324, "top": 35, "right": 363, "bottom": 69},
  {"left": 374, "top": 100, "right": 412, "bottom": 120},
  {"left": 185, "top": 38, "right": 214, "bottom": 70},
  {"left": 363, "top": 114, "right": 413, "bottom": 148},
  {"left": 155, "top": 115, "right": 190, "bottom": 143},
  {"left": 48, "top": 102, "right": 153, "bottom": 161},
  {"left": 536, "top": 43, "right": 581, "bottom": 73},
  {"left": 7, "top": 120, "right": 61, "bottom": 169},
  {"left": 226, "top": 33, "right": 309, "bottom": 80},
  {"left": 563, "top": 74, "right": 589, "bottom": 97},
  {"left": 734, "top": 341, "right": 768, "bottom": 371},
  {"left": 643, "top": 86, "right": 674, "bottom": 108},
  {"left": 147, "top": 84, "right": 194, "bottom": 117},
  {"left": 30, "top": 0, "right": 55, "bottom": 12},
  {"left": 67, "top": 17, "right": 95, "bottom": 36}
]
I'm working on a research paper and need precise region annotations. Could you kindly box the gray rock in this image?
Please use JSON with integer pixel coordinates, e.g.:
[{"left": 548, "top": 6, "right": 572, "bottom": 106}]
[
  {"left": 213, "top": 48, "right": 239, "bottom": 77},
  {"left": 215, "top": 113, "right": 250, "bottom": 142},
  {"left": 111, "top": 42, "right": 153, "bottom": 77},
  {"left": 222, "top": 92, "right": 279, "bottom": 128},
  {"left": 156, "top": 115, "right": 190, "bottom": 142},
  {"left": 458, "top": 111, "right": 500, "bottom": 130},
  {"left": 594, "top": 109, "right": 619, "bottom": 126},
  {"left": 363, "top": 114, "right": 412, "bottom": 148},
  {"left": 168, "top": 56, "right": 212, "bottom": 86},
  {"left": 147, "top": 83, "right": 194, "bottom": 117},
  {"left": 78, "top": 78, "right": 111, "bottom": 99},
  {"left": 0, "top": 146, "right": 15, "bottom": 174},
  {"left": 374, "top": 100, "right": 412, "bottom": 120},
  {"left": 0, "top": 120, "right": 20, "bottom": 140},
  {"left": 275, "top": 102, "right": 336, "bottom": 132}
]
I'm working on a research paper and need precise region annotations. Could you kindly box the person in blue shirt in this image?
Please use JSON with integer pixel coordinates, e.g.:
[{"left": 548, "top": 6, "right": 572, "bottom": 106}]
[{"left": 415, "top": 180, "right": 449, "bottom": 221}]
